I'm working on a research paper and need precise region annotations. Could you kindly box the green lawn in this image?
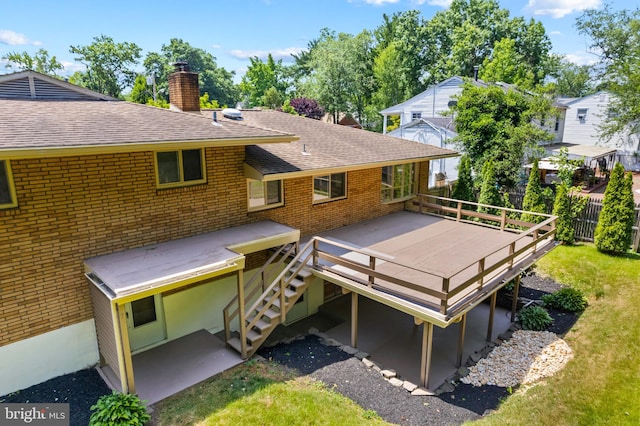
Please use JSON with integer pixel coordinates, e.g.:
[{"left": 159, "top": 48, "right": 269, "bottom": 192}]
[
  {"left": 471, "top": 244, "right": 640, "bottom": 425},
  {"left": 153, "top": 244, "right": 640, "bottom": 425}
]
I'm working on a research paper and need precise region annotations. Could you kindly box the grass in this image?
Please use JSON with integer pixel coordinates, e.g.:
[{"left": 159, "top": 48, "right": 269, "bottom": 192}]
[
  {"left": 152, "top": 359, "right": 388, "bottom": 425},
  {"left": 471, "top": 244, "right": 640, "bottom": 426},
  {"left": 154, "top": 243, "right": 639, "bottom": 425}
]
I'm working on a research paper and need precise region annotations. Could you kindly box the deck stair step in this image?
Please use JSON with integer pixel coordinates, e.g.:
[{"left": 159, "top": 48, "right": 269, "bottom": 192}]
[
  {"left": 255, "top": 307, "right": 280, "bottom": 321},
  {"left": 247, "top": 317, "right": 271, "bottom": 332},
  {"left": 246, "top": 329, "right": 264, "bottom": 345},
  {"left": 228, "top": 337, "right": 253, "bottom": 354}
]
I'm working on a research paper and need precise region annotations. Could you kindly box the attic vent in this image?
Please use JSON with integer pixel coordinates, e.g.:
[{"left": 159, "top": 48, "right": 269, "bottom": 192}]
[{"left": 222, "top": 108, "right": 243, "bottom": 120}]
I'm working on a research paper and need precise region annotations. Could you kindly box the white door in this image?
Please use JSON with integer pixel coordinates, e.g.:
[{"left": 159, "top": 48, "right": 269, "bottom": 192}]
[{"left": 126, "top": 295, "right": 166, "bottom": 352}]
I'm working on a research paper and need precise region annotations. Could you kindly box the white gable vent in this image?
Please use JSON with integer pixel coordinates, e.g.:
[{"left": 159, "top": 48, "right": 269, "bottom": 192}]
[{"left": 222, "top": 108, "right": 243, "bottom": 120}]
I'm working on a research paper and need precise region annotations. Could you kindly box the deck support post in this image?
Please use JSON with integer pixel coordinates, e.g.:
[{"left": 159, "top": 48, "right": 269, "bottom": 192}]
[
  {"left": 487, "top": 292, "right": 497, "bottom": 342},
  {"left": 511, "top": 273, "right": 521, "bottom": 322},
  {"left": 456, "top": 314, "right": 467, "bottom": 368},
  {"left": 116, "top": 303, "right": 135, "bottom": 394},
  {"left": 237, "top": 270, "right": 247, "bottom": 359},
  {"left": 420, "top": 322, "right": 434, "bottom": 389},
  {"left": 351, "top": 292, "right": 358, "bottom": 349}
]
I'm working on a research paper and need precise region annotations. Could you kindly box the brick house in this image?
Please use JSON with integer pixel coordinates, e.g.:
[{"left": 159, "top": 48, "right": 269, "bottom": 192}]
[{"left": 0, "top": 67, "right": 556, "bottom": 401}]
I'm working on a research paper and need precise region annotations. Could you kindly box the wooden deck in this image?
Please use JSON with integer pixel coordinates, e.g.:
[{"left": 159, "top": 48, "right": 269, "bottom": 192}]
[{"left": 307, "top": 195, "right": 557, "bottom": 327}]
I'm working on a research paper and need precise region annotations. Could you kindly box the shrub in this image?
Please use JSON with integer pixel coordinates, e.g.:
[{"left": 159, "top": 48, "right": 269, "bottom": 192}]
[
  {"left": 519, "top": 305, "right": 554, "bottom": 331},
  {"left": 521, "top": 159, "right": 547, "bottom": 224},
  {"left": 594, "top": 163, "right": 635, "bottom": 254},
  {"left": 89, "top": 391, "right": 150, "bottom": 426},
  {"left": 542, "top": 288, "right": 587, "bottom": 312}
]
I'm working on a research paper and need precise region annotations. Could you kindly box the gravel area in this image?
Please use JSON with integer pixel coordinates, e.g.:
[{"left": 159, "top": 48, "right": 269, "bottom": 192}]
[{"left": 0, "top": 273, "right": 579, "bottom": 426}]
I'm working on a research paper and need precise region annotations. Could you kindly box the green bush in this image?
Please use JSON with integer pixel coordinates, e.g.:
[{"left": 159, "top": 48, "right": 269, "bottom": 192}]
[
  {"left": 89, "top": 391, "right": 150, "bottom": 426},
  {"left": 594, "top": 163, "right": 635, "bottom": 254},
  {"left": 519, "top": 305, "right": 554, "bottom": 331},
  {"left": 542, "top": 287, "right": 587, "bottom": 312}
]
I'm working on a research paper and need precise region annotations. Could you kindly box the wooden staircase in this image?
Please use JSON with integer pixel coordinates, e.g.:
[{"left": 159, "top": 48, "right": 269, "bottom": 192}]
[{"left": 223, "top": 239, "right": 315, "bottom": 359}]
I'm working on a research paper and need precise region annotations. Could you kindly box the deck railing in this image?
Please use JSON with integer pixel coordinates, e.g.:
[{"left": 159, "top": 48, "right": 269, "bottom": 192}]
[{"left": 311, "top": 195, "right": 557, "bottom": 318}]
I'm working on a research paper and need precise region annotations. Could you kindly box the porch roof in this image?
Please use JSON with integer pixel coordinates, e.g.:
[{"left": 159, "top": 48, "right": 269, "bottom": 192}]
[
  {"left": 84, "top": 221, "right": 299, "bottom": 301},
  {"left": 544, "top": 143, "right": 617, "bottom": 160}
]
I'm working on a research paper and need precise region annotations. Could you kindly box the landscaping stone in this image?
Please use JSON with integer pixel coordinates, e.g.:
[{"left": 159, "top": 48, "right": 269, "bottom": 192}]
[
  {"left": 403, "top": 381, "right": 418, "bottom": 392},
  {"left": 411, "top": 387, "right": 435, "bottom": 396},
  {"left": 354, "top": 351, "right": 369, "bottom": 360},
  {"left": 389, "top": 377, "right": 403, "bottom": 387},
  {"left": 381, "top": 369, "right": 396, "bottom": 379},
  {"left": 439, "top": 382, "right": 456, "bottom": 393},
  {"left": 341, "top": 345, "right": 359, "bottom": 355},
  {"left": 362, "top": 358, "right": 375, "bottom": 369}
]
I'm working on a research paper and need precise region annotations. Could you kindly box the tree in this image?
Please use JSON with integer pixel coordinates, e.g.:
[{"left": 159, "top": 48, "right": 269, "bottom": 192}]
[
  {"left": 451, "top": 154, "right": 475, "bottom": 202},
  {"left": 479, "top": 38, "right": 535, "bottom": 89},
  {"left": 551, "top": 60, "right": 595, "bottom": 98},
  {"left": 285, "top": 97, "right": 324, "bottom": 120},
  {"left": 144, "top": 39, "right": 238, "bottom": 107},
  {"left": 240, "top": 54, "right": 288, "bottom": 107},
  {"left": 521, "top": 160, "right": 547, "bottom": 223},
  {"left": 477, "top": 160, "right": 502, "bottom": 215},
  {"left": 594, "top": 163, "right": 636, "bottom": 254},
  {"left": 130, "top": 74, "right": 151, "bottom": 104},
  {"left": 451, "top": 82, "right": 553, "bottom": 189},
  {"left": 576, "top": 5, "right": 640, "bottom": 137},
  {"left": 69, "top": 35, "right": 141, "bottom": 98},
  {"left": 552, "top": 183, "right": 575, "bottom": 244},
  {"left": 2, "top": 48, "right": 64, "bottom": 76},
  {"left": 261, "top": 87, "right": 283, "bottom": 109}
]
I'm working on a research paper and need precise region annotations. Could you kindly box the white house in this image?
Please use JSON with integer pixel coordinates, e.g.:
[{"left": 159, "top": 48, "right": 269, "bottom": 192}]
[{"left": 558, "top": 91, "right": 640, "bottom": 169}]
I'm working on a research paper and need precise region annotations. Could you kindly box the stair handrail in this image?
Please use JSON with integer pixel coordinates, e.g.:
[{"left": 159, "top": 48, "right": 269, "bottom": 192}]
[
  {"left": 243, "top": 239, "right": 316, "bottom": 335},
  {"left": 223, "top": 242, "right": 297, "bottom": 341}
]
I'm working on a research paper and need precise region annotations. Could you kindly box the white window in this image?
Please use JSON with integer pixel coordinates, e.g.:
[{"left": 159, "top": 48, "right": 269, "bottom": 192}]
[
  {"left": 0, "top": 160, "right": 17, "bottom": 209},
  {"left": 155, "top": 149, "right": 205, "bottom": 188},
  {"left": 248, "top": 179, "right": 283, "bottom": 211},
  {"left": 381, "top": 163, "right": 415, "bottom": 202},
  {"left": 577, "top": 108, "right": 588, "bottom": 121},
  {"left": 313, "top": 173, "right": 346, "bottom": 203}
]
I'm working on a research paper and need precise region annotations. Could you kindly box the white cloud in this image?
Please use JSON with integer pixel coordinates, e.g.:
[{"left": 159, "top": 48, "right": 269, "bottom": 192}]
[
  {"left": 211, "top": 44, "right": 221, "bottom": 49},
  {"left": 564, "top": 53, "right": 598, "bottom": 66},
  {"left": 549, "top": 30, "right": 563, "bottom": 36},
  {"left": 229, "top": 47, "right": 305, "bottom": 62},
  {"left": 425, "top": 0, "right": 452, "bottom": 7},
  {"left": 360, "top": 0, "right": 400, "bottom": 5},
  {"left": 0, "top": 29, "right": 42, "bottom": 46},
  {"left": 526, "top": 0, "right": 602, "bottom": 19}
]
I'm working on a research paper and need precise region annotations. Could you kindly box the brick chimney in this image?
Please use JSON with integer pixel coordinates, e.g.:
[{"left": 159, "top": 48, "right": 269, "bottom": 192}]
[{"left": 168, "top": 61, "right": 200, "bottom": 112}]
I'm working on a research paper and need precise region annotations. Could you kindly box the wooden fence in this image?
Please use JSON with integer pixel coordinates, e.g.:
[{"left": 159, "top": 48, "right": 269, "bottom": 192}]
[{"left": 508, "top": 188, "right": 640, "bottom": 251}]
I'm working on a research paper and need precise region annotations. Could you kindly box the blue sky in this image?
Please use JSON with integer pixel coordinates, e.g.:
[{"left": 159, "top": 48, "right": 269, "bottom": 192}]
[{"left": 0, "top": 0, "right": 629, "bottom": 82}]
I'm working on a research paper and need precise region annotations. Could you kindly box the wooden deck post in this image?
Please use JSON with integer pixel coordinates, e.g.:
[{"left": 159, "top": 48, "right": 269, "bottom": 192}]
[
  {"left": 237, "top": 270, "right": 247, "bottom": 359},
  {"left": 420, "top": 322, "right": 434, "bottom": 389},
  {"left": 511, "top": 274, "right": 521, "bottom": 322},
  {"left": 487, "top": 292, "right": 497, "bottom": 342},
  {"left": 368, "top": 256, "right": 375, "bottom": 287},
  {"left": 116, "top": 303, "right": 135, "bottom": 394},
  {"left": 456, "top": 314, "right": 467, "bottom": 368},
  {"left": 351, "top": 292, "right": 358, "bottom": 348}
]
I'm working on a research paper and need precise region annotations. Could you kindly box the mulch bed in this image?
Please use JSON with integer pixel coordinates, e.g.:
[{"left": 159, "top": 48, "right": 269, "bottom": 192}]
[
  {"left": 0, "top": 272, "right": 579, "bottom": 426},
  {"left": 0, "top": 369, "right": 110, "bottom": 426}
]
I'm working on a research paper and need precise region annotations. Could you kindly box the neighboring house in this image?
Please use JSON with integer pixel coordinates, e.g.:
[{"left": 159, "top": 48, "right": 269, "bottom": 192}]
[
  {"left": 387, "top": 117, "right": 458, "bottom": 186},
  {"left": 0, "top": 68, "right": 556, "bottom": 402},
  {"left": 380, "top": 76, "right": 566, "bottom": 187},
  {"left": 558, "top": 91, "right": 640, "bottom": 169}
]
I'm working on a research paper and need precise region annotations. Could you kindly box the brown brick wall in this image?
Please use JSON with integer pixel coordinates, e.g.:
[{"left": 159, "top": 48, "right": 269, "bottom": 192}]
[
  {"left": 248, "top": 168, "right": 408, "bottom": 236},
  {"left": 0, "top": 147, "right": 248, "bottom": 346},
  {"left": 168, "top": 72, "right": 200, "bottom": 112},
  {"left": 0, "top": 152, "right": 426, "bottom": 346}
]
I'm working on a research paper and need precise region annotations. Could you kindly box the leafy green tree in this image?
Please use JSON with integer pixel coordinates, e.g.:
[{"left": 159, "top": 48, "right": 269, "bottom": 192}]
[
  {"left": 451, "top": 154, "right": 475, "bottom": 202},
  {"left": 199, "top": 93, "right": 219, "bottom": 109},
  {"left": 451, "top": 82, "right": 553, "bottom": 189},
  {"left": 477, "top": 160, "right": 502, "bottom": 215},
  {"left": 594, "top": 163, "right": 636, "bottom": 254},
  {"left": 479, "top": 38, "right": 535, "bottom": 89},
  {"left": 69, "top": 35, "right": 141, "bottom": 97},
  {"left": 2, "top": 48, "right": 64, "bottom": 76},
  {"left": 521, "top": 160, "right": 547, "bottom": 223},
  {"left": 130, "top": 74, "right": 151, "bottom": 104},
  {"left": 240, "top": 54, "right": 288, "bottom": 107},
  {"left": 551, "top": 60, "right": 595, "bottom": 98},
  {"left": 143, "top": 38, "right": 238, "bottom": 106},
  {"left": 576, "top": 5, "right": 640, "bottom": 137},
  {"left": 261, "top": 87, "right": 283, "bottom": 109}
]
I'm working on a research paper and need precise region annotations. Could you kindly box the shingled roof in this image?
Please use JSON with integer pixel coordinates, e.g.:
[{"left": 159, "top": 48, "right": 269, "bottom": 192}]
[
  {"left": 0, "top": 71, "right": 296, "bottom": 159},
  {"left": 214, "top": 109, "right": 458, "bottom": 179}
]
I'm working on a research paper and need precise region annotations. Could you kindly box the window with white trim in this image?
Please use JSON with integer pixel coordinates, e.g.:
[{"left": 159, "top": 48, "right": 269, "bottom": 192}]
[
  {"left": 577, "top": 108, "right": 588, "bottom": 121},
  {"left": 0, "top": 160, "right": 17, "bottom": 209},
  {"left": 381, "top": 163, "right": 415, "bottom": 202},
  {"left": 313, "top": 172, "right": 346, "bottom": 203},
  {"left": 411, "top": 112, "right": 422, "bottom": 120},
  {"left": 155, "top": 149, "right": 205, "bottom": 187},
  {"left": 248, "top": 179, "right": 283, "bottom": 211}
]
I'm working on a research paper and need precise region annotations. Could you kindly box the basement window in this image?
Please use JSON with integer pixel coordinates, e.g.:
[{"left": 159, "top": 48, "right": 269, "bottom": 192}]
[
  {"left": 248, "top": 179, "right": 283, "bottom": 211},
  {"left": 313, "top": 172, "right": 346, "bottom": 203},
  {"left": 0, "top": 160, "right": 17, "bottom": 209},
  {"left": 155, "top": 149, "right": 206, "bottom": 188}
]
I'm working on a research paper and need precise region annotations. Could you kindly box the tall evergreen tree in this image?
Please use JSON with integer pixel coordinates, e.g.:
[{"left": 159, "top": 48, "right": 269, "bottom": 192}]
[
  {"left": 521, "top": 160, "right": 547, "bottom": 223},
  {"left": 594, "top": 163, "right": 636, "bottom": 254},
  {"left": 552, "top": 183, "right": 575, "bottom": 244},
  {"left": 477, "top": 160, "right": 502, "bottom": 215},
  {"left": 451, "top": 154, "right": 474, "bottom": 202}
]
